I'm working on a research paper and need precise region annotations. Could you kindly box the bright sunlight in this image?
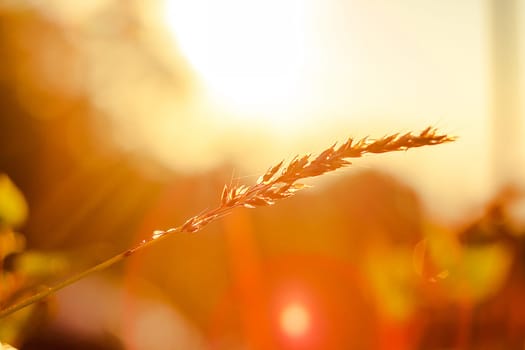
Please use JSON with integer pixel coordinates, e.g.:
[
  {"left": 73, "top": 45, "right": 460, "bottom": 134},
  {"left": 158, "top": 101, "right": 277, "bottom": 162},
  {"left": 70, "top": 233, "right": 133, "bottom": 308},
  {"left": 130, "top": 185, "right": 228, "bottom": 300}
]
[{"left": 164, "top": 0, "right": 309, "bottom": 122}]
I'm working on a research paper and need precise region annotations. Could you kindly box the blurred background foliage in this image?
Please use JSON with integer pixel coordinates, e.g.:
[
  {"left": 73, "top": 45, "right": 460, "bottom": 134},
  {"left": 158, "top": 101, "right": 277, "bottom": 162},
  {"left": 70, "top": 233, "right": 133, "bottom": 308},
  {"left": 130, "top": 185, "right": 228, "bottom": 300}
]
[{"left": 0, "top": 0, "right": 524, "bottom": 349}]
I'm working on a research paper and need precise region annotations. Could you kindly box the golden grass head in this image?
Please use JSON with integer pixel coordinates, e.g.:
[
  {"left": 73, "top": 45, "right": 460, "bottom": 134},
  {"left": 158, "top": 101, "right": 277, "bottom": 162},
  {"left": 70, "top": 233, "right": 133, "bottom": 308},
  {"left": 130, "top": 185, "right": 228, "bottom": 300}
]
[{"left": 180, "top": 127, "right": 455, "bottom": 233}]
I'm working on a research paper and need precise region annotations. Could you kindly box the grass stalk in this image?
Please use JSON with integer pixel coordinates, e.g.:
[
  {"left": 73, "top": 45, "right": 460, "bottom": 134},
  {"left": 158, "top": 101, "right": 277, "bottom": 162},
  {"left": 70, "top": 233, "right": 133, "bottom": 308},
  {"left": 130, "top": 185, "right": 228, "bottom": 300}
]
[{"left": 0, "top": 127, "right": 455, "bottom": 319}]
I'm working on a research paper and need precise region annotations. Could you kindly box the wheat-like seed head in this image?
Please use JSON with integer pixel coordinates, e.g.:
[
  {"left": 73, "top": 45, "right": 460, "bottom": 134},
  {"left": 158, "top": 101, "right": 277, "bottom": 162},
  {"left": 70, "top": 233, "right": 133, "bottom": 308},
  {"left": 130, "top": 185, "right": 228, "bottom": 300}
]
[
  {"left": 0, "top": 127, "right": 456, "bottom": 320},
  {"left": 174, "top": 127, "right": 455, "bottom": 234}
]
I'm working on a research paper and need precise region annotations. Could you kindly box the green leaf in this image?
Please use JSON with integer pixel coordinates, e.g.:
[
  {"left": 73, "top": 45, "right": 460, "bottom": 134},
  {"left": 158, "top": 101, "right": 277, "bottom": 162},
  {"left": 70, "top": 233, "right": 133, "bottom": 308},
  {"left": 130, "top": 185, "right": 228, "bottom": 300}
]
[{"left": 0, "top": 175, "right": 28, "bottom": 228}]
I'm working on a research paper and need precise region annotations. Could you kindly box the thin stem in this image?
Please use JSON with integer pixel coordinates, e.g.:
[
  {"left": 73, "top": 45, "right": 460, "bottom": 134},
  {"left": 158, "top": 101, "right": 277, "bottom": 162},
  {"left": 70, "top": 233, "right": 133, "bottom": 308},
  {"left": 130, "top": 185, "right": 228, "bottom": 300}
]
[{"left": 0, "top": 227, "right": 180, "bottom": 319}]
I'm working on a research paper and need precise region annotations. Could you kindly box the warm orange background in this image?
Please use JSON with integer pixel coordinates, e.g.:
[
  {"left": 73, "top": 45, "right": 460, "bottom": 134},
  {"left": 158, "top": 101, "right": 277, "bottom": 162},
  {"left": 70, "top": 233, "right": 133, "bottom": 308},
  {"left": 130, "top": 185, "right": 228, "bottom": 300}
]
[{"left": 0, "top": 1, "right": 524, "bottom": 349}]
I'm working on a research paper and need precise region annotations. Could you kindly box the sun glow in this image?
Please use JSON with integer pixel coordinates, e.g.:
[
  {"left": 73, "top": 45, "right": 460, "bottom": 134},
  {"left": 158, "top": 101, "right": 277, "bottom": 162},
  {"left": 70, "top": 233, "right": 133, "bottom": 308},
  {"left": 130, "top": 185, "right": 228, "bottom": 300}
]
[{"left": 164, "top": 0, "right": 309, "bottom": 121}]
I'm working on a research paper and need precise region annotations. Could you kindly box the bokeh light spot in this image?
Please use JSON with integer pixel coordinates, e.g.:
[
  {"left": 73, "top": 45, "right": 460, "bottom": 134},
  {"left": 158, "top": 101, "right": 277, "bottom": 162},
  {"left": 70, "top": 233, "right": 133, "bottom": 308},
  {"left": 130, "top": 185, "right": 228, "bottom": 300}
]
[{"left": 280, "top": 302, "right": 311, "bottom": 338}]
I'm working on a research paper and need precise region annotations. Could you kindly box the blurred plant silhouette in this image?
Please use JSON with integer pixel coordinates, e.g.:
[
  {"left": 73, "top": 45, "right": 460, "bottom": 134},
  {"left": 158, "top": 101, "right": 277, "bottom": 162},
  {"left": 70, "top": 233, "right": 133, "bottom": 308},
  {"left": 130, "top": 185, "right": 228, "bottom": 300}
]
[{"left": 0, "top": 175, "right": 68, "bottom": 349}]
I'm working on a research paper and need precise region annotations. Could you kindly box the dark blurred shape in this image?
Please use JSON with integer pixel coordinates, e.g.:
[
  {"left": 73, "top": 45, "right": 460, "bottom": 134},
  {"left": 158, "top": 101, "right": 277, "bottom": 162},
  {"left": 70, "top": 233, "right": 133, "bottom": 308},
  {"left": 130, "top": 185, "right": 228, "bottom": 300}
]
[
  {"left": 22, "top": 329, "right": 123, "bottom": 350},
  {"left": 418, "top": 186, "right": 525, "bottom": 349},
  {"left": 461, "top": 186, "right": 525, "bottom": 245},
  {"left": 333, "top": 170, "right": 423, "bottom": 248},
  {"left": 458, "top": 187, "right": 525, "bottom": 349}
]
